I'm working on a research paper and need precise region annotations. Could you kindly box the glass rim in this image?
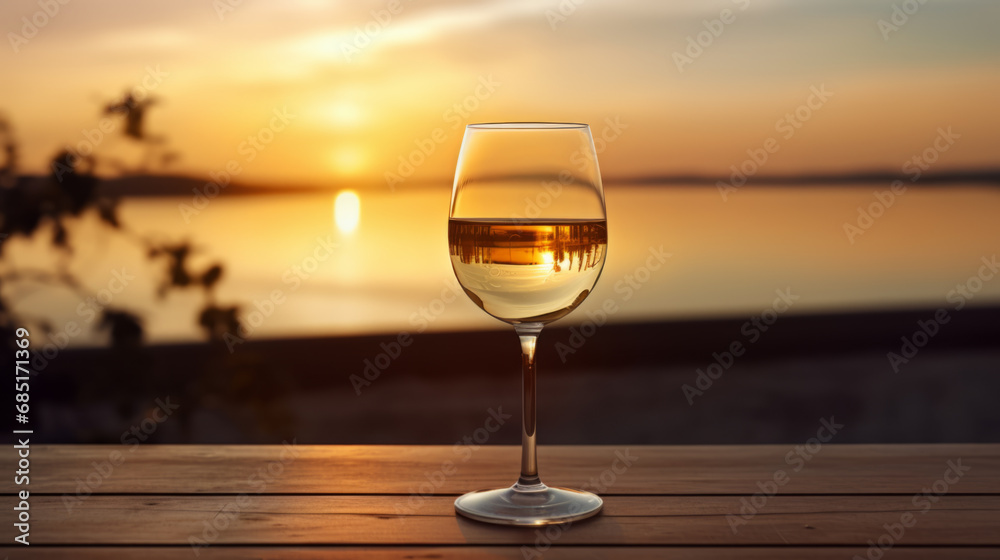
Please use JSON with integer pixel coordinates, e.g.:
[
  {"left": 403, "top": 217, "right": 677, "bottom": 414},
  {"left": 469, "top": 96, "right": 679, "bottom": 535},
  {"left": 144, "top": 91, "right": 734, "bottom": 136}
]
[{"left": 466, "top": 122, "right": 589, "bottom": 130}]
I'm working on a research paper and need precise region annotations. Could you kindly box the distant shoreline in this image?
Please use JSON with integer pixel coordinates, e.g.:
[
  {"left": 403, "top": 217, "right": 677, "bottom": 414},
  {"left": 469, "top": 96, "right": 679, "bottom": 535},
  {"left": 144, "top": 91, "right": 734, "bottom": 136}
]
[
  {"left": 43, "top": 304, "right": 1000, "bottom": 372},
  {"left": 9, "top": 168, "right": 1000, "bottom": 197},
  {"left": 29, "top": 305, "right": 1000, "bottom": 445}
]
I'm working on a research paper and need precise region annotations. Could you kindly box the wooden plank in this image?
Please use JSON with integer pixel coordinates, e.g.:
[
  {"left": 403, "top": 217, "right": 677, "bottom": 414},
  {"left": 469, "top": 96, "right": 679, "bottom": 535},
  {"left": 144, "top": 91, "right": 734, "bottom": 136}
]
[
  {"left": 5, "top": 444, "right": 998, "bottom": 495},
  {"left": 6, "top": 495, "right": 999, "bottom": 546},
  {"left": 5, "top": 547, "right": 1000, "bottom": 560}
]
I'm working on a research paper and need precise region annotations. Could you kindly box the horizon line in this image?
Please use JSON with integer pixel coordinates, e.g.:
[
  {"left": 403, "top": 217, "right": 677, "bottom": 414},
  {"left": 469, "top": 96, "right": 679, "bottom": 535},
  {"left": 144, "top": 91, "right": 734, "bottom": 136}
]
[{"left": 10, "top": 167, "right": 1000, "bottom": 196}]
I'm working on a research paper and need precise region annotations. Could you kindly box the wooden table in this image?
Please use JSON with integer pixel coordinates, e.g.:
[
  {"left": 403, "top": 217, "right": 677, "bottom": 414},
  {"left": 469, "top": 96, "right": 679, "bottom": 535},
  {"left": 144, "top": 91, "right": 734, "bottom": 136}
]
[{"left": 3, "top": 444, "right": 999, "bottom": 558}]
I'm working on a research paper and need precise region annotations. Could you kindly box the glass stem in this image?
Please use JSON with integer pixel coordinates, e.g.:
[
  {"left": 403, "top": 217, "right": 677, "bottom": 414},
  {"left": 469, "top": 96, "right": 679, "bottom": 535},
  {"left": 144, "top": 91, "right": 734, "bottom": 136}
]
[{"left": 514, "top": 322, "right": 544, "bottom": 489}]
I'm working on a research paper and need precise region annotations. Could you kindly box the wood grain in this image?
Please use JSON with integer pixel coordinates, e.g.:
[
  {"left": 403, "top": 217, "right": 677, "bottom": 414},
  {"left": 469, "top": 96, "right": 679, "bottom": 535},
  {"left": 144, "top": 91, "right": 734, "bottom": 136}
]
[
  {"left": 6, "top": 548, "right": 1000, "bottom": 560},
  {"left": 4, "top": 444, "right": 997, "bottom": 554},
  {"left": 5, "top": 444, "right": 998, "bottom": 495},
  {"left": 5, "top": 495, "right": 999, "bottom": 546}
]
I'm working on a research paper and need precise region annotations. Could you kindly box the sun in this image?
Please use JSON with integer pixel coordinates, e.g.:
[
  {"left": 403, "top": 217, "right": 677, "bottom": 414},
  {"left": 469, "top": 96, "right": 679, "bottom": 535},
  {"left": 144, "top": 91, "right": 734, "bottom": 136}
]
[
  {"left": 331, "top": 146, "right": 367, "bottom": 176},
  {"left": 324, "top": 101, "right": 363, "bottom": 128}
]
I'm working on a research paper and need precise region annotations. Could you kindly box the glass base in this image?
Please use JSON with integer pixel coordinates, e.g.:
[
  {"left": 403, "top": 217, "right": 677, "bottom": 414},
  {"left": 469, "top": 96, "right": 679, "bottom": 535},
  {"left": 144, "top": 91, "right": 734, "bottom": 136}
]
[{"left": 454, "top": 481, "right": 603, "bottom": 526}]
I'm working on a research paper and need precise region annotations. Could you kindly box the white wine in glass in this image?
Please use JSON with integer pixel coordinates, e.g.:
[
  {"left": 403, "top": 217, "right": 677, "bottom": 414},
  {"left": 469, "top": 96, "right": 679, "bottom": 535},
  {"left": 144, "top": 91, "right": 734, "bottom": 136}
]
[{"left": 449, "top": 123, "right": 607, "bottom": 526}]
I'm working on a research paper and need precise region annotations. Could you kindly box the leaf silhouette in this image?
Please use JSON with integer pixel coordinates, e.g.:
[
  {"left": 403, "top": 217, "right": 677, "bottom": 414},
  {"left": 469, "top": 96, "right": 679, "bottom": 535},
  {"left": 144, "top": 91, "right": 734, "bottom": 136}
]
[
  {"left": 198, "top": 304, "right": 241, "bottom": 341},
  {"left": 96, "top": 197, "right": 120, "bottom": 228},
  {"left": 201, "top": 264, "right": 223, "bottom": 289},
  {"left": 50, "top": 150, "right": 97, "bottom": 214},
  {"left": 104, "top": 93, "right": 156, "bottom": 141},
  {"left": 52, "top": 220, "right": 69, "bottom": 251},
  {"left": 99, "top": 310, "right": 144, "bottom": 348}
]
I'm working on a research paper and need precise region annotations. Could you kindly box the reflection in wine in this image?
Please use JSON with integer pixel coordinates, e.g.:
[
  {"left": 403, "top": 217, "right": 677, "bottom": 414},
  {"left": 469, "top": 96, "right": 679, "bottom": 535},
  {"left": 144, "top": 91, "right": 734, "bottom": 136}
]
[{"left": 448, "top": 219, "right": 607, "bottom": 324}]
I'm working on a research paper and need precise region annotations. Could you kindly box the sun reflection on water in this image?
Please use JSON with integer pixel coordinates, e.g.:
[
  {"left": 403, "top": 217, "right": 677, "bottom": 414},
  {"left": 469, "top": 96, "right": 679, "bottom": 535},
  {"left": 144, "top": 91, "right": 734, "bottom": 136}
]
[{"left": 334, "top": 190, "right": 361, "bottom": 233}]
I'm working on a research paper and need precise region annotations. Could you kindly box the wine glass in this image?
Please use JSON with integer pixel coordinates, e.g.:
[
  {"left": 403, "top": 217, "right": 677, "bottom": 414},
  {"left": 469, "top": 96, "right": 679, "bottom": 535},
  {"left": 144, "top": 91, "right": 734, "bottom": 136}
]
[{"left": 448, "top": 122, "right": 608, "bottom": 526}]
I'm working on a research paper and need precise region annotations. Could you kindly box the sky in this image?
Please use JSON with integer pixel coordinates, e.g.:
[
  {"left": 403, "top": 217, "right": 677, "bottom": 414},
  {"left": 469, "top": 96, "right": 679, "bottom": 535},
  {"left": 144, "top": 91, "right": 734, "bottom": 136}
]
[{"left": 1, "top": 0, "right": 998, "bottom": 188}]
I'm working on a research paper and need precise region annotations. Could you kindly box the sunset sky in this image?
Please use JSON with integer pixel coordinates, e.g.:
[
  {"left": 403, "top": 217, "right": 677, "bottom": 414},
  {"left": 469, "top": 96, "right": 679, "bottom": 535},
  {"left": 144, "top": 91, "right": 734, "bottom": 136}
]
[{"left": 2, "top": 0, "right": 998, "bottom": 189}]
